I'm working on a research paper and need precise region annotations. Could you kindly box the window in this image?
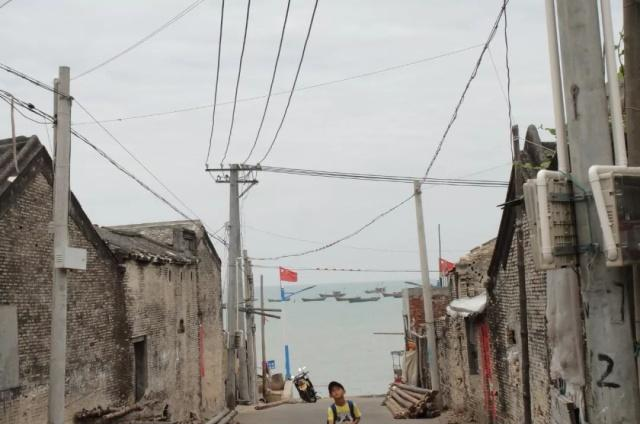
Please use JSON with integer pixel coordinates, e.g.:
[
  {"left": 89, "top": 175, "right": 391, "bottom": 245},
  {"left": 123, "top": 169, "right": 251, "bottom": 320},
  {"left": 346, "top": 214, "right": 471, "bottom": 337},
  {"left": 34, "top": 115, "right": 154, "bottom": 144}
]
[
  {"left": 0, "top": 305, "right": 19, "bottom": 390},
  {"left": 183, "top": 230, "right": 197, "bottom": 252}
]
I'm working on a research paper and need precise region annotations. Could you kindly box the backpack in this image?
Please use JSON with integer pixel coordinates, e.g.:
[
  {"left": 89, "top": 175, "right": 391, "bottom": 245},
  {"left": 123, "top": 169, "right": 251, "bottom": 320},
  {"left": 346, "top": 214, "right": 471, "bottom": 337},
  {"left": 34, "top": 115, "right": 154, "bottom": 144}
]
[{"left": 331, "top": 400, "right": 356, "bottom": 422}]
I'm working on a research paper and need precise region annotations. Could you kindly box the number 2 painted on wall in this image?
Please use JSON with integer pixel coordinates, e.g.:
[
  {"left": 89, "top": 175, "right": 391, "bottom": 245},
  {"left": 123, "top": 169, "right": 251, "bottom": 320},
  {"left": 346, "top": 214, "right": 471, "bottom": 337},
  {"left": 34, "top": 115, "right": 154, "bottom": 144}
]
[{"left": 596, "top": 353, "right": 620, "bottom": 388}]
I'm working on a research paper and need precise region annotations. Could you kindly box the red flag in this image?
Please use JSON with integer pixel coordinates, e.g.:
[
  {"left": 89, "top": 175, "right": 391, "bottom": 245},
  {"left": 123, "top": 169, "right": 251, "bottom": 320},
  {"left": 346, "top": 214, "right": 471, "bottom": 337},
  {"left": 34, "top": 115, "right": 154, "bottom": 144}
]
[
  {"left": 279, "top": 267, "right": 298, "bottom": 283},
  {"left": 439, "top": 258, "right": 455, "bottom": 275}
]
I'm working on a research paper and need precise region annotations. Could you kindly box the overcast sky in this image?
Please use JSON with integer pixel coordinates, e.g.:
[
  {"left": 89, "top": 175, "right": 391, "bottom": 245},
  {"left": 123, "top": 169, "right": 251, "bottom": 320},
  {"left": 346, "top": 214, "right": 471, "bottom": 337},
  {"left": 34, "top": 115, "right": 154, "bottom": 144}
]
[{"left": 0, "top": 0, "right": 623, "bottom": 286}]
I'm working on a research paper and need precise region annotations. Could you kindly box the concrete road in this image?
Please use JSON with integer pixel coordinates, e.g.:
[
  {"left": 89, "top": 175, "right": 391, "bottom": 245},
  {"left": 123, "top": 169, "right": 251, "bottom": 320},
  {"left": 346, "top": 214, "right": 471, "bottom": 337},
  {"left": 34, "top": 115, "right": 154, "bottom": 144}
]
[{"left": 235, "top": 397, "right": 455, "bottom": 424}]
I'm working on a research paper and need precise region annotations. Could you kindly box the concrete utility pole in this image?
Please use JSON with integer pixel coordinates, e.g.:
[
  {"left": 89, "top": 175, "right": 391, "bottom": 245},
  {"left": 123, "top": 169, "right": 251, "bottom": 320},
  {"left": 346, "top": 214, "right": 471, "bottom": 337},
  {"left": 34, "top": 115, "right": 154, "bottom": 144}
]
[
  {"left": 47, "top": 67, "right": 78, "bottom": 424},
  {"left": 624, "top": 0, "right": 640, "bottom": 392},
  {"left": 243, "top": 251, "right": 258, "bottom": 403},
  {"left": 260, "top": 274, "right": 267, "bottom": 401},
  {"left": 412, "top": 181, "right": 439, "bottom": 392},
  {"left": 236, "top": 258, "right": 250, "bottom": 403},
  {"left": 556, "top": 1, "right": 640, "bottom": 421},
  {"left": 225, "top": 165, "right": 241, "bottom": 408}
]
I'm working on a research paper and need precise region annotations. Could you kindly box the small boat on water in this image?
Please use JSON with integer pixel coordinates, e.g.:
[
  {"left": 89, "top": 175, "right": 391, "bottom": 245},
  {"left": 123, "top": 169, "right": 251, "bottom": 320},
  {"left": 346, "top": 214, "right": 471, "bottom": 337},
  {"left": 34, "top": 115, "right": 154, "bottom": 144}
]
[
  {"left": 301, "top": 297, "right": 326, "bottom": 302},
  {"left": 392, "top": 292, "right": 403, "bottom": 298},
  {"left": 365, "top": 287, "right": 386, "bottom": 294},
  {"left": 382, "top": 291, "right": 403, "bottom": 298},
  {"left": 348, "top": 297, "right": 380, "bottom": 303},
  {"left": 319, "top": 291, "right": 346, "bottom": 299},
  {"left": 336, "top": 296, "right": 360, "bottom": 302}
]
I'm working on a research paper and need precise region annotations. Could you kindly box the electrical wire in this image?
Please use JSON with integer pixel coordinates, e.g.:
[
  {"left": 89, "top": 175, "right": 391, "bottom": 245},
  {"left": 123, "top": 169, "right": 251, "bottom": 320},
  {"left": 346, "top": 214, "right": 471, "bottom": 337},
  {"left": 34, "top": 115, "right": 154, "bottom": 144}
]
[
  {"left": 503, "top": 0, "right": 514, "bottom": 158},
  {"left": 74, "top": 99, "right": 206, "bottom": 224},
  {"left": 256, "top": 0, "right": 319, "bottom": 164},
  {"left": 252, "top": 264, "right": 429, "bottom": 273},
  {"left": 1, "top": 90, "right": 228, "bottom": 247},
  {"left": 422, "top": 0, "right": 510, "bottom": 180},
  {"left": 250, "top": 0, "right": 510, "bottom": 261},
  {"left": 0, "top": 63, "right": 68, "bottom": 98},
  {"left": 70, "top": 44, "right": 483, "bottom": 126},
  {"left": 242, "top": 0, "right": 291, "bottom": 164},
  {"left": 205, "top": 0, "right": 225, "bottom": 168},
  {"left": 72, "top": 0, "right": 208, "bottom": 80},
  {"left": 257, "top": 165, "right": 508, "bottom": 187},
  {"left": 219, "top": 0, "right": 251, "bottom": 166},
  {"left": 0, "top": 0, "right": 15, "bottom": 10}
]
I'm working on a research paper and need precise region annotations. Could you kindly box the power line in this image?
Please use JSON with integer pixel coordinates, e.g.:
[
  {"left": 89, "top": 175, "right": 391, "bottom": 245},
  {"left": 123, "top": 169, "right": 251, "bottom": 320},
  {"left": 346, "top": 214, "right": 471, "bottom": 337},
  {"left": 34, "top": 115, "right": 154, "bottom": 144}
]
[
  {"left": 242, "top": 0, "right": 292, "bottom": 164},
  {"left": 257, "top": 165, "right": 508, "bottom": 187},
  {"left": 422, "top": 0, "right": 510, "bottom": 180},
  {"left": 503, "top": 0, "right": 514, "bottom": 156},
  {"left": 74, "top": 100, "right": 206, "bottom": 223},
  {"left": 70, "top": 44, "right": 483, "bottom": 126},
  {"left": 252, "top": 264, "right": 426, "bottom": 273},
  {"left": 219, "top": 0, "right": 252, "bottom": 166},
  {"left": 250, "top": 1, "right": 510, "bottom": 261},
  {"left": 0, "top": 0, "right": 15, "bottom": 10},
  {"left": 256, "top": 0, "right": 319, "bottom": 164},
  {"left": 2, "top": 90, "right": 228, "bottom": 247},
  {"left": 0, "top": 63, "right": 67, "bottom": 98},
  {"left": 251, "top": 194, "right": 414, "bottom": 261},
  {"left": 72, "top": 0, "right": 208, "bottom": 80},
  {"left": 205, "top": 0, "right": 225, "bottom": 168}
]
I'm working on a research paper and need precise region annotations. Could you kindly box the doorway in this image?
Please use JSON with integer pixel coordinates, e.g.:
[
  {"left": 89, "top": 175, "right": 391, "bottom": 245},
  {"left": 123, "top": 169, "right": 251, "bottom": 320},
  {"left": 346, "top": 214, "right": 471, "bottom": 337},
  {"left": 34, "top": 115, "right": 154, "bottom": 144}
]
[{"left": 133, "top": 336, "right": 148, "bottom": 401}]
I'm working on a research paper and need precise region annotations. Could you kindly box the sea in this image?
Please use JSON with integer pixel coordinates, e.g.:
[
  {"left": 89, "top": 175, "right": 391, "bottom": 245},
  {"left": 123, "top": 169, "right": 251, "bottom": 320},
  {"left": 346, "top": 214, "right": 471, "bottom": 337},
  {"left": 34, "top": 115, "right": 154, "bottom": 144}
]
[{"left": 254, "top": 281, "right": 410, "bottom": 397}]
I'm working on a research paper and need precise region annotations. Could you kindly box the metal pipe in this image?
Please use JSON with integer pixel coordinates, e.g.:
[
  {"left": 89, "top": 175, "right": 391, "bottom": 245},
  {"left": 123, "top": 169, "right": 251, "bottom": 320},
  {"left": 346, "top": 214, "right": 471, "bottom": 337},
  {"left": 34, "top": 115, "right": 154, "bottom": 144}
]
[
  {"left": 544, "top": 0, "right": 570, "bottom": 172},
  {"left": 600, "top": 0, "right": 628, "bottom": 166}
]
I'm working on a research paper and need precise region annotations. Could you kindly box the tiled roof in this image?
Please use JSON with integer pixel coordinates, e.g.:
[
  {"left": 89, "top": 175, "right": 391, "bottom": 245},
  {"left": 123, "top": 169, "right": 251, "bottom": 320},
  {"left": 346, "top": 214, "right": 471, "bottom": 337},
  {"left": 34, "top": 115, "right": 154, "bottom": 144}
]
[
  {"left": 0, "top": 135, "right": 44, "bottom": 198},
  {"left": 96, "top": 226, "right": 197, "bottom": 264}
]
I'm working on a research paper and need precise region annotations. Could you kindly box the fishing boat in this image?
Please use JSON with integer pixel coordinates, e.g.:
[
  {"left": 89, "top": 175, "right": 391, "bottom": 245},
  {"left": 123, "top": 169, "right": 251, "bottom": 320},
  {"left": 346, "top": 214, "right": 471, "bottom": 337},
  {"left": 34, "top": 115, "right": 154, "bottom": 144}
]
[
  {"left": 382, "top": 291, "right": 403, "bottom": 298},
  {"left": 301, "top": 297, "right": 326, "bottom": 302},
  {"left": 336, "top": 296, "right": 360, "bottom": 302},
  {"left": 319, "top": 291, "right": 346, "bottom": 299},
  {"left": 348, "top": 297, "right": 380, "bottom": 303},
  {"left": 392, "top": 292, "right": 403, "bottom": 298},
  {"left": 365, "top": 287, "right": 386, "bottom": 294}
]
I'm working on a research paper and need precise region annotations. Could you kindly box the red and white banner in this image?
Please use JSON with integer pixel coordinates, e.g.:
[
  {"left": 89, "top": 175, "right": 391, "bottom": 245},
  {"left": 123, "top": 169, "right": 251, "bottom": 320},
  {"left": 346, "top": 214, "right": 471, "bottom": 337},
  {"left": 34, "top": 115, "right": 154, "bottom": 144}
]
[
  {"left": 279, "top": 266, "right": 298, "bottom": 283},
  {"left": 439, "top": 258, "right": 455, "bottom": 275}
]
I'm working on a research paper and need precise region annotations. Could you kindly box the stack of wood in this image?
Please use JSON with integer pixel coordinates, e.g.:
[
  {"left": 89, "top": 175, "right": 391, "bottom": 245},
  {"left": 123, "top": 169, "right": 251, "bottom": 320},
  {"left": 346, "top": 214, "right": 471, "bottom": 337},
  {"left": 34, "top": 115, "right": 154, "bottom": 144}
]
[{"left": 383, "top": 382, "right": 439, "bottom": 419}]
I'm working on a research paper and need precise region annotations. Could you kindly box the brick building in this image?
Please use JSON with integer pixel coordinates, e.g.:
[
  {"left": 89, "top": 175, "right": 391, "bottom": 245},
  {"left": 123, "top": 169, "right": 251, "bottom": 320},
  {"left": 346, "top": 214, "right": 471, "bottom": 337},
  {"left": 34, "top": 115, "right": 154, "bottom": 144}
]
[
  {"left": 0, "top": 136, "right": 132, "bottom": 423},
  {"left": 485, "top": 126, "right": 555, "bottom": 424},
  {"left": 440, "top": 239, "right": 496, "bottom": 423},
  {"left": 97, "top": 220, "right": 225, "bottom": 420}
]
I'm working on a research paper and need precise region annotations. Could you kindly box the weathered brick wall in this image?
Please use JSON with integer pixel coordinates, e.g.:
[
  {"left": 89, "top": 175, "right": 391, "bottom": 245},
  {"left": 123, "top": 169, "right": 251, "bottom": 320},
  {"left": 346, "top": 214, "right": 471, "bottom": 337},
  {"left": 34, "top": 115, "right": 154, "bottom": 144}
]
[
  {"left": 488, "top": 217, "right": 550, "bottom": 424},
  {"left": 120, "top": 225, "right": 224, "bottom": 420},
  {"left": 122, "top": 261, "right": 201, "bottom": 420},
  {"left": 0, "top": 171, "right": 131, "bottom": 424},
  {"left": 195, "top": 238, "right": 225, "bottom": 415}
]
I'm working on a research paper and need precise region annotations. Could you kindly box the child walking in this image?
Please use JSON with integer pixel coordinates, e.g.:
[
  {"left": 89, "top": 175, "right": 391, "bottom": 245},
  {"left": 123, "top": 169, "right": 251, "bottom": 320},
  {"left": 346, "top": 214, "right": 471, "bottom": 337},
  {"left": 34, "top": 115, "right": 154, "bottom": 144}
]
[{"left": 326, "top": 381, "right": 361, "bottom": 423}]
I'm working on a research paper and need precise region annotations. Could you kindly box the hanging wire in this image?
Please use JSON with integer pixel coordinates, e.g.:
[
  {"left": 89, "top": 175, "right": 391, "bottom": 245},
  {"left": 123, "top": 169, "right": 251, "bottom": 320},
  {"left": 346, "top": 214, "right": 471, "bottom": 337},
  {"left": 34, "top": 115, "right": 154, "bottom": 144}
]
[
  {"left": 219, "top": 0, "right": 252, "bottom": 165},
  {"left": 256, "top": 0, "right": 320, "bottom": 164},
  {"left": 72, "top": 0, "right": 208, "bottom": 80},
  {"left": 205, "top": 0, "right": 225, "bottom": 168},
  {"left": 242, "top": 0, "right": 292, "bottom": 164}
]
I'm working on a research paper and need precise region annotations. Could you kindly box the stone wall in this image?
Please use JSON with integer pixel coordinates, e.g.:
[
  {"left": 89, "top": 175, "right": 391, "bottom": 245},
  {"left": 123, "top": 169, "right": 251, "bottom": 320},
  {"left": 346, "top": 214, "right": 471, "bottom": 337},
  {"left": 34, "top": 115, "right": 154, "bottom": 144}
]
[{"left": 0, "top": 171, "right": 131, "bottom": 424}]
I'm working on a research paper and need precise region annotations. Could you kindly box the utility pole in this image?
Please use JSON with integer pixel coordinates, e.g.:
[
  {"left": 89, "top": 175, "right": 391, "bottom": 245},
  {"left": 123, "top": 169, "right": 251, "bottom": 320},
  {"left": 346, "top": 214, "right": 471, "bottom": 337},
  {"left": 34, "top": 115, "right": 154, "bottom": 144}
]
[
  {"left": 412, "top": 181, "right": 439, "bottom": 392},
  {"left": 212, "top": 164, "right": 258, "bottom": 407},
  {"left": 243, "top": 251, "right": 257, "bottom": 403},
  {"left": 556, "top": 1, "right": 640, "bottom": 421},
  {"left": 437, "top": 224, "right": 442, "bottom": 288},
  {"left": 260, "top": 274, "right": 268, "bottom": 401},
  {"left": 624, "top": 0, "right": 640, "bottom": 392},
  {"left": 48, "top": 66, "right": 71, "bottom": 424},
  {"left": 224, "top": 165, "right": 240, "bottom": 408},
  {"left": 48, "top": 67, "right": 87, "bottom": 424},
  {"left": 236, "top": 258, "right": 250, "bottom": 403}
]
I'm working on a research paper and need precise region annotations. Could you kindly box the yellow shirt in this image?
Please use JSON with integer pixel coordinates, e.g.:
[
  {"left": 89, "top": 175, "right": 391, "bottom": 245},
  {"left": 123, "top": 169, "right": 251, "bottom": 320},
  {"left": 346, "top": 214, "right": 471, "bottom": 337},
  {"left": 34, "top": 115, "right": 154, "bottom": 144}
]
[{"left": 327, "top": 401, "right": 361, "bottom": 423}]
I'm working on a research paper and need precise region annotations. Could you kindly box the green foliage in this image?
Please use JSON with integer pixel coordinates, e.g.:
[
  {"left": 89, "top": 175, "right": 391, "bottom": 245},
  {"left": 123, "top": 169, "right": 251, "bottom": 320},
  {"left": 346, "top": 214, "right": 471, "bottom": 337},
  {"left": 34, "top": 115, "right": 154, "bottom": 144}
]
[{"left": 537, "top": 124, "right": 556, "bottom": 137}]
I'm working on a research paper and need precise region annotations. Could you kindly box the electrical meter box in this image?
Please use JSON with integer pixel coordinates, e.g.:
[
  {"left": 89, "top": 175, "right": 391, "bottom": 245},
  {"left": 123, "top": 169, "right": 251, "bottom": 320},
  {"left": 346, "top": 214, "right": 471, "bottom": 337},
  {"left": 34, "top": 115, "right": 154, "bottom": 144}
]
[
  {"left": 523, "top": 175, "right": 577, "bottom": 270},
  {"left": 596, "top": 173, "right": 640, "bottom": 266}
]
